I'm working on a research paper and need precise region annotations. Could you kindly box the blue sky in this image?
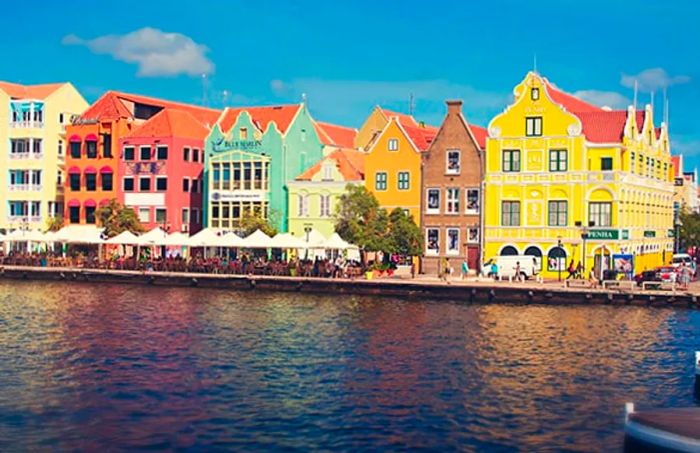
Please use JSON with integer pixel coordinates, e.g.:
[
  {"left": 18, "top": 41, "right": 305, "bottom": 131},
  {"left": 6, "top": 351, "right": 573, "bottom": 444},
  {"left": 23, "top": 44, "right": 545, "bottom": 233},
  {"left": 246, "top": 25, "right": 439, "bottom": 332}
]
[{"left": 2, "top": 0, "right": 698, "bottom": 166}]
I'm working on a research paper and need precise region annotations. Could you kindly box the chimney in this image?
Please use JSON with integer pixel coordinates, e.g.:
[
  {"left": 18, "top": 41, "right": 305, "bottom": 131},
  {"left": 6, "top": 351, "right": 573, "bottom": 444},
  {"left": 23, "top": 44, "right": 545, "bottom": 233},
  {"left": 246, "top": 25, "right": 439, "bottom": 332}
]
[{"left": 446, "top": 100, "right": 463, "bottom": 114}]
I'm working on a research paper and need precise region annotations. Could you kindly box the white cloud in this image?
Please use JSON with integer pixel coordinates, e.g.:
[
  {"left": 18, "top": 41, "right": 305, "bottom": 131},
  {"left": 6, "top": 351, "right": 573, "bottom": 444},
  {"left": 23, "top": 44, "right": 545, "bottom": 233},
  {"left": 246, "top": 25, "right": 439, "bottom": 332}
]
[
  {"left": 672, "top": 136, "right": 700, "bottom": 157},
  {"left": 62, "top": 27, "right": 214, "bottom": 77},
  {"left": 620, "top": 68, "right": 690, "bottom": 93},
  {"left": 573, "top": 90, "right": 630, "bottom": 109},
  {"left": 271, "top": 78, "right": 509, "bottom": 126}
]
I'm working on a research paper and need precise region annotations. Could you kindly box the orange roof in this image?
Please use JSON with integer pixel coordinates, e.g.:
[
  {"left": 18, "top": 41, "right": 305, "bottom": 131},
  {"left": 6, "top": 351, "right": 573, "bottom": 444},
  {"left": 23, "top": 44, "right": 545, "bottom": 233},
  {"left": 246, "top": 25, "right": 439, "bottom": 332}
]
[
  {"left": 469, "top": 124, "right": 488, "bottom": 149},
  {"left": 544, "top": 81, "right": 603, "bottom": 113},
  {"left": 80, "top": 90, "right": 220, "bottom": 125},
  {"left": 314, "top": 121, "right": 357, "bottom": 148},
  {"left": 0, "top": 81, "right": 65, "bottom": 99},
  {"left": 125, "top": 108, "right": 211, "bottom": 140},
  {"left": 671, "top": 155, "right": 682, "bottom": 177},
  {"left": 296, "top": 148, "right": 365, "bottom": 181},
  {"left": 381, "top": 108, "right": 419, "bottom": 127},
  {"left": 218, "top": 104, "right": 300, "bottom": 135},
  {"left": 400, "top": 119, "right": 438, "bottom": 152}
]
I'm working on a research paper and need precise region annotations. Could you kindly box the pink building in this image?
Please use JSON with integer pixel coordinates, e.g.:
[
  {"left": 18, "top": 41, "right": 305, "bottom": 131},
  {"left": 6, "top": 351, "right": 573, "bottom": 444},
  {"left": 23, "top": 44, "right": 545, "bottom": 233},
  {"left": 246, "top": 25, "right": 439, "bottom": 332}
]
[{"left": 118, "top": 108, "right": 214, "bottom": 234}]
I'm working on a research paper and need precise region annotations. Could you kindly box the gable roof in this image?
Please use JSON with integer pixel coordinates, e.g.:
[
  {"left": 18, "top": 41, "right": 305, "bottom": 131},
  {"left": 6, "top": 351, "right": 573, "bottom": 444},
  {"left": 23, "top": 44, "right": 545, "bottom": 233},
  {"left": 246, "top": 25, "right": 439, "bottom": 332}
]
[
  {"left": 380, "top": 108, "right": 419, "bottom": 127},
  {"left": 469, "top": 124, "right": 488, "bottom": 149},
  {"left": 296, "top": 148, "right": 365, "bottom": 181},
  {"left": 671, "top": 155, "right": 682, "bottom": 178},
  {"left": 314, "top": 121, "right": 358, "bottom": 148},
  {"left": 0, "top": 81, "right": 65, "bottom": 100},
  {"left": 125, "top": 108, "right": 211, "bottom": 140},
  {"left": 79, "top": 90, "right": 220, "bottom": 125},
  {"left": 543, "top": 81, "right": 603, "bottom": 113},
  {"left": 401, "top": 121, "right": 438, "bottom": 151},
  {"left": 218, "top": 104, "right": 301, "bottom": 135}
]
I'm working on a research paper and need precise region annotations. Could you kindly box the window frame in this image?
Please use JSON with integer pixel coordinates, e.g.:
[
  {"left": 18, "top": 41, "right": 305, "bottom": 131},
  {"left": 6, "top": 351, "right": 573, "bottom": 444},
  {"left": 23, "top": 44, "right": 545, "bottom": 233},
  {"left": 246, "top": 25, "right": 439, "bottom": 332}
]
[
  {"left": 426, "top": 188, "right": 440, "bottom": 214},
  {"left": 548, "top": 200, "right": 568, "bottom": 227},
  {"left": 123, "top": 177, "right": 134, "bottom": 192},
  {"left": 446, "top": 228, "right": 460, "bottom": 256},
  {"left": 465, "top": 188, "right": 480, "bottom": 214},
  {"left": 388, "top": 138, "right": 399, "bottom": 151},
  {"left": 375, "top": 172, "right": 388, "bottom": 191},
  {"left": 502, "top": 149, "right": 521, "bottom": 172},
  {"left": 501, "top": 201, "right": 521, "bottom": 227},
  {"left": 123, "top": 146, "right": 135, "bottom": 161},
  {"left": 549, "top": 149, "right": 568, "bottom": 172},
  {"left": 588, "top": 201, "right": 612, "bottom": 227},
  {"left": 446, "top": 149, "right": 461, "bottom": 175},
  {"left": 397, "top": 171, "right": 410, "bottom": 190},
  {"left": 139, "top": 177, "right": 151, "bottom": 192},
  {"left": 526, "top": 116, "right": 543, "bottom": 137},
  {"left": 156, "top": 145, "right": 168, "bottom": 160},
  {"left": 446, "top": 187, "right": 460, "bottom": 214},
  {"left": 426, "top": 228, "right": 440, "bottom": 256},
  {"left": 139, "top": 146, "right": 152, "bottom": 161},
  {"left": 155, "top": 177, "right": 168, "bottom": 192}
]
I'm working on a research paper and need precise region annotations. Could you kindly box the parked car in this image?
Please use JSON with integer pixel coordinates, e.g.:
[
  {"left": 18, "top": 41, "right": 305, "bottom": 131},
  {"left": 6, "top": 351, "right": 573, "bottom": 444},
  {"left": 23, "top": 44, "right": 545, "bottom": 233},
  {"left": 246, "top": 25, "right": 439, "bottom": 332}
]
[
  {"left": 655, "top": 266, "right": 678, "bottom": 283},
  {"left": 634, "top": 270, "right": 661, "bottom": 286},
  {"left": 481, "top": 255, "right": 539, "bottom": 280},
  {"left": 672, "top": 253, "right": 696, "bottom": 276}
]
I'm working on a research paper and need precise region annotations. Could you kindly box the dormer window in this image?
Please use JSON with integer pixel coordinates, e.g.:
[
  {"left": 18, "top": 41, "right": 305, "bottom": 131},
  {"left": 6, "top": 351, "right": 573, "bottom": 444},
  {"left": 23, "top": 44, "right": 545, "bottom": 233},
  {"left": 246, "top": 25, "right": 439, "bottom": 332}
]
[
  {"left": 531, "top": 88, "right": 540, "bottom": 100},
  {"left": 388, "top": 138, "right": 399, "bottom": 151},
  {"left": 240, "top": 127, "right": 248, "bottom": 140}
]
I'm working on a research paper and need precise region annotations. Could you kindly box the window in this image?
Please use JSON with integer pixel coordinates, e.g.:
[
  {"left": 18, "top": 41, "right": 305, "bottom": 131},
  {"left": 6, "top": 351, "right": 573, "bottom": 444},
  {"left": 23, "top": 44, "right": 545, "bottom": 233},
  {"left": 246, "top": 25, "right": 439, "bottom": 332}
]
[
  {"left": 85, "top": 173, "right": 97, "bottom": 191},
  {"left": 502, "top": 150, "right": 520, "bottom": 172},
  {"left": 70, "top": 141, "right": 81, "bottom": 159},
  {"left": 531, "top": 87, "right": 540, "bottom": 100},
  {"left": 123, "top": 177, "right": 134, "bottom": 192},
  {"left": 32, "top": 139, "right": 42, "bottom": 155},
  {"left": 322, "top": 163, "right": 333, "bottom": 181},
  {"left": 155, "top": 208, "right": 167, "bottom": 223},
  {"left": 426, "top": 228, "right": 439, "bottom": 255},
  {"left": 320, "top": 194, "right": 331, "bottom": 217},
  {"left": 86, "top": 140, "right": 97, "bottom": 158},
  {"left": 589, "top": 202, "right": 612, "bottom": 227},
  {"left": 446, "top": 150, "right": 460, "bottom": 174},
  {"left": 183, "top": 147, "right": 190, "bottom": 162},
  {"left": 426, "top": 188, "right": 440, "bottom": 214},
  {"left": 59, "top": 113, "right": 64, "bottom": 124},
  {"left": 467, "top": 227, "right": 479, "bottom": 243},
  {"left": 301, "top": 128, "right": 307, "bottom": 142},
  {"left": 446, "top": 188, "right": 460, "bottom": 214},
  {"left": 58, "top": 140, "right": 63, "bottom": 156},
  {"left": 69, "top": 206, "right": 80, "bottom": 224},
  {"left": 193, "top": 148, "right": 200, "bottom": 163},
  {"left": 182, "top": 178, "right": 190, "bottom": 192},
  {"left": 31, "top": 171, "right": 41, "bottom": 187},
  {"left": 156, "top": 177, "right": 167, "bottom": 191},
  {"left": 138, "top": 208, "right": 150, "bottom": 223},
  {"left": 601, "top": 157, "right": 613, "bottom": 171},
  {"left": 388, "top": 138, "right": 399, "bottom": 151},
  {"left": 397, "top": 171, "right": 410, "bottom": 190},
  {"left": 123, "top": 147, "right": 134, "bottom": 161},
  {"left": 139, "top": 177, "right": 151, "bottom": 192},
  {"left": 298, "top": 194, "right": 309, "bottom": 217},
  {"left": 85, "top": 206, "right": 96, "bottom": 224},
  {"left": 375, "top": 172, "right": 387, "bottom": 191},
  {"left": 502, "top": 201, "right": 520, "bottom": 226},
  {"left": 101, "top": 173, "right": 113, "bottom": 191},
  {"left": 156, "top": 146, "right": 168, "bottom": 160},
  {"left": 57, "top": 171, "right": 63, "bottom": 186},
  {"left": 548, "top": 200, "right": 567, "bottom": 226},
  {"left": 547, "top": 247, "right": 567, "bottom": 272},
  {"left": 69, "top": 174, "right": 80, "bottom": 191},
  {"left": 549, "top": 149, "right": 568, "bottom": 172},
  {"left": 446, "top": 228, "right": 460, "bottom": 255},
  {"left": 240, "top": 127, "right": 248, "bottom": 140},
  {"left": 213, "top": 164, "right": 221, "bottom": 182},
  {"left": 192, "top": 208, "right": 200, "bottom": 224},
  {"left": 526, "top": 117, "right": 542, "bottom": 136},
  {"left": 182, "top": 208, "right": 190, "bottom": 224},
  {"left": 102, "top": 134, "right": 112, "bottom": 158},
  {"left": 466, "top": 189, "right": 480, "bottom": 214},
  {"left": 191, "top": 179, "right": 199, "bottom": 193},
  {"left": 140, "top": 146, "right": 151, "bottom": 161}
]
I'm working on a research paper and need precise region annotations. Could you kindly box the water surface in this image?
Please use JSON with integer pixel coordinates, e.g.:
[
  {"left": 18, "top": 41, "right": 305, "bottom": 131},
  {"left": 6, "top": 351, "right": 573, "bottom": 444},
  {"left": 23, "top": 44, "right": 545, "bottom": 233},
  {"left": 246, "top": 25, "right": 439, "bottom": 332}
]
[{"left": 0, "top": 281, "right": 698, "bottom": 451}]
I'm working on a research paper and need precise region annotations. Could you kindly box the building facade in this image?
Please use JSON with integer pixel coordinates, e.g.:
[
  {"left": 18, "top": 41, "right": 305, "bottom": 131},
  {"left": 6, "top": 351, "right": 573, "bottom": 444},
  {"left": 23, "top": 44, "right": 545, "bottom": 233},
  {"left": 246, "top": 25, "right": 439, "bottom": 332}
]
[
  {"left": 484, "top": 72, "right": 674, "bottom": 278},
  {"left": 118, "top": 109, "right": 212, "bottom": 233},
  {"left": 671, "top": 155, "right": 699, "bottom": 215},
  {"left": 364, "top": 116, "right": 436, "bottom": 223},
  {"left": 65, "top": 91, "right": 219, "bottom": 225},
  {"left": 355, "top": 106, "right": 419, "bottom": 150},
  {"left": 421, "top": 100, "right": 486, "bottom": 273},
  {"left": 287, "top": 148, "right": 365, "bottom": 238},
  {"left": 0, "top": 82, "right": 88, "bottom": 230},
  {"left": 203, "top": 103, "right": 329, "bottom": 232}
]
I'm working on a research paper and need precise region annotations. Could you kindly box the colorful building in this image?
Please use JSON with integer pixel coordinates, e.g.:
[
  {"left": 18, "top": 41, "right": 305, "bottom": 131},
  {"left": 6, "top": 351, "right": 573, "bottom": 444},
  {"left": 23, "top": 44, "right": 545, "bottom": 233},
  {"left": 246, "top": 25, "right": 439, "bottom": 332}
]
[
  {"left": 287, "top": 148, "right": 365, "bottom": 238},
  {"left": 671, "top": 155, "right": 699, "bottom": 215},
  {"left": 119, "top": 108, "right": 215, "bottom": 233},
  {"left": 0, "top": 81, "right": 88, "bottom": 231},
  {"left": 364, "top": 114, "right": 437, "bottom": 223},
  {"left": 484, "top": 72, "right": 674, "bottom": 278},
  {"left": 355, "top": 106, "right": 420, "bottom": 150},
  {"left": 421, "top": 100, "right": 486, "bottom": 273},
  {"left": 204, "top": 103, "right": 343, "bottom": 232},
  {"left": 65, "top": 91, "right": 219, "bottom": 225}
]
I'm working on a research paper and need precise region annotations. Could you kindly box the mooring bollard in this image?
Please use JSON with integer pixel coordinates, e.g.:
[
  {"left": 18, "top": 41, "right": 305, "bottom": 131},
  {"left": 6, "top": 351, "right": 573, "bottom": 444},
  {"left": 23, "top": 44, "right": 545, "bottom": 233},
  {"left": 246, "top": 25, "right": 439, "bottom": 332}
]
[
  {"left": 624, "top": 402, "right": 635, "bottom": 423},
  {"left": 695, "top": 351, "right": 700, "bottom": 377},
  {"left": 191, "top": 277, "right": 198, "bottom": 287}
]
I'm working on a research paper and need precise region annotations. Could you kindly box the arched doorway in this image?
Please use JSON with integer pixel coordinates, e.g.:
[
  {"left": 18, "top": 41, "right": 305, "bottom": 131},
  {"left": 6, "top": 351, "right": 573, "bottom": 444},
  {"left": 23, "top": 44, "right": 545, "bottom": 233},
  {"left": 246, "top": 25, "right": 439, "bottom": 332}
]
[
  {"left": 547, "top": 246, "right": 567, "bottom": 272},
  {"left": 500, "top": 245, "right": 518, "bottom": 256},
  {"left": 524, "top": 246, "right": 543, "bottom": 272},
  {"left": 593, "top": 245, "right": 612, "bottom": 279}
]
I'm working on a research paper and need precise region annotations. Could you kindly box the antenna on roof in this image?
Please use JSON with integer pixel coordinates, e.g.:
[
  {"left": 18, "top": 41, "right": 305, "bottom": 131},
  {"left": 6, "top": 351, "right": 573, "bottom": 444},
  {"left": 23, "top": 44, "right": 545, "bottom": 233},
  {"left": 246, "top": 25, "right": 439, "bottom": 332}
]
[
  {"left": 650, "top": 90, "right": 655, "bottom": 114},
  {"left": 201, "top": 74, "right": 209, "bottom": 107},
  {"left": 663, "top": 87, "right": 669, "bottom": 127},
  {"left": 633, "top": 80, "right": 638, "bottom": 110},
  {"left": 222, "top": 90, "right": 229, "bottom": 107},
  {"left": 409, "top": 93, "right": 415, "bottom": 116},
  {"left": 533, "top": 53, "right": 537, "bottom": 74}
]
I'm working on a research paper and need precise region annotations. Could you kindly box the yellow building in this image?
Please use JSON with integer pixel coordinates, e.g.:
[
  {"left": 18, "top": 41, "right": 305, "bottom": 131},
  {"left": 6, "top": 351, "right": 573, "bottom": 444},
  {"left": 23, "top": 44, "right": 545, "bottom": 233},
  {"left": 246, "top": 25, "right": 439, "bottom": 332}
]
[
  {"left": 0, "top": 81, "right": 88, "bottom": 231},
  {"left": 484, "top": 72, "right": 674, "bottom": 278},
  {"left": 364, "top": 116, "right": 437, "bottom": 223}
]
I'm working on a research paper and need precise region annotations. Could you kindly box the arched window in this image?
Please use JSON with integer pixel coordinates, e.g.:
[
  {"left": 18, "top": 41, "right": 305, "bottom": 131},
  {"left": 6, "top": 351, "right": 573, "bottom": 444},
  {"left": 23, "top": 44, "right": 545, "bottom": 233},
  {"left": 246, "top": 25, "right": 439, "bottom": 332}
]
[
  {"left": 500, "top": 245, "right": 518, "bottom": 256},
  {"left": 547, "top": 247, "right": 567, "bottom": 272},
  {"left": 524, "top": 246, "right": 543, "bottom": 271}
]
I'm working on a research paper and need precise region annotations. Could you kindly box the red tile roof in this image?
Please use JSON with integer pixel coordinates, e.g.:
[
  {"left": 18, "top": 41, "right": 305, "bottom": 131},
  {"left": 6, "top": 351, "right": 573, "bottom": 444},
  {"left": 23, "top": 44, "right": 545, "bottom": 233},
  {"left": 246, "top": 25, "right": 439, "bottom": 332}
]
[
  {"left": 469, "top": 124, "right": 488, "bottom": 149},
  {"left": 296, "top": 148, "right": 365, "bottom": 181},
  {"left": 218, "top": 104, "right": 300, "bottom": 135},
  {"left": 125, "top": 108, "right": 211, "bottom": 140},
  {"left": 0, "top": 81, "right": 65, "bottom": 99},
  {"left": 401, "top": 121, "right": 438, "bottom": 152},
  {"left": 381, "top": 108, "right": 419, "bottom": 127},
  {"left": 80, "top": 92, "right": 133, "bottom": 121},
  {"left": 314, "top": 121, "right": 357, "bottom": 148},
  {"left": 544, "top": 81, "right": 603, "bottom": 113},
  {"left": 671, "top": 155, "right": 682, "bottom": 177}
]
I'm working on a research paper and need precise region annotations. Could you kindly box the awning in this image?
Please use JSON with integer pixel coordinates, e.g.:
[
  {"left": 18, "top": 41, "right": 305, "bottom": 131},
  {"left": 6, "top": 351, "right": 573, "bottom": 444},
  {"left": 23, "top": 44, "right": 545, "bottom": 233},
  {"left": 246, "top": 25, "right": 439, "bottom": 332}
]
[
  {"left": 99, "top": 199, "right": 111, "bottom": 206},
  {"left": 67, "top": 199, "right": 80, "bottom": 208},
  {"left": 83, "top": 199, "right": 96, "bottom": 208},
  {"left": 85, "top": 133, "right": 98, "bottom": 141},
  {"left": 84, "top": 166, "right": 97, "bottom": 174},
  {"left": 99, "top": 166, "right": 113, "bottom": 174},
  {"left": 69, "top": 135, "right": 81, "bottom": 143},
  {"left": 67, "top": 166, "right": 81, "bottom": 174}
]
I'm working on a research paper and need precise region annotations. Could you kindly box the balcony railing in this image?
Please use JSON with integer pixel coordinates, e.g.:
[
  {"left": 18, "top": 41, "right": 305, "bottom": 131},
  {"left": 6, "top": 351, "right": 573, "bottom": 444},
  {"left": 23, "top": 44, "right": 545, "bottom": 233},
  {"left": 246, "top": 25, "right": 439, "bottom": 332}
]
[
  {"left": 9, "top": 121, "right": 44, "bottom": 128},
  {"left": 8, "top": 184, "right": 43, "bottom": 191},
  {"left": 7, "top": 215, "right": 42, "bottom": 223},
  {"left": 9, "top": 153, "right": 43, "bottom": 160}
]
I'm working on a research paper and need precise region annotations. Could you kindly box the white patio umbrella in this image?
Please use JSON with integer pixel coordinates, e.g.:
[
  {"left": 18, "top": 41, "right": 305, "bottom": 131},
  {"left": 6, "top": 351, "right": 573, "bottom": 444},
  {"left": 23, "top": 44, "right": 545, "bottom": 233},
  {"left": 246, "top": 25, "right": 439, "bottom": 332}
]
[
  {"left": 243, "top": 229, "right": 273, "bottom": 248},
  {"left": 219, "top": 232, "right": 245, "bottom": 248},
  {"left": 323, "top": 233, "right": 359, "bottom": 250},
  {"left": 304, "top": 228, "right": 327, "bottom": 248},
  {"left": 161, "top": 232, "right": 190, "bottom": 247},
  {"left": 271, "top": 233, "right": 307, "bottom": 249},
  {"left": 55, "top": 225, "right": 105, "bottom": 244},
  {"left": 5, "top": 229, "right": 47, "bottom": 242},
  {"left": 135, "top": 227, "right": 169, "bottom": 246},
  {"left": 187, "top": 228, "right": 224, "bottom": 247},
  {"left": 105, "top": 230, "right": 140, "bottom": 245}
]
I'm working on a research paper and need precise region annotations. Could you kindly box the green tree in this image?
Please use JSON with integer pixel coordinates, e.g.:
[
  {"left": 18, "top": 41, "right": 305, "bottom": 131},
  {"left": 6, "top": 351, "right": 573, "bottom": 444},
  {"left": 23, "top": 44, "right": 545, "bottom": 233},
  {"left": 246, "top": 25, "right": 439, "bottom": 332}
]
[
  {"left": 386, "top": 208, "right": 423, "bottom": 256},
  {"left": 46, "top": 216, "right": 64, "bottom": 232},
  {"left": 96, "top": 199, "right": 145, "bottom": 238},
  {"left": 334, "top": 184, "right": 390, "bottom": 252},
  {"left": 678, "top": 209, "right": 700, "bottom": 251},
  {"left": 240, "top": 209, "right": 278, "bottom": 237}
]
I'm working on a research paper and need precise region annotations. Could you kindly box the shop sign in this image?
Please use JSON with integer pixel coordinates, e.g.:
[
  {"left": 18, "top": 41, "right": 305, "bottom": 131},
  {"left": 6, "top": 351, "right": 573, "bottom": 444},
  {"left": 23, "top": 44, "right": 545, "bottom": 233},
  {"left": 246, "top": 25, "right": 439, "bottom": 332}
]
[
  {"left": 621, "top": 229, "right": 629, "bottom": 240},
  {"left": 210, "top": 191, "right": 265, "bottom": 202},
  {"left": 212, "top": 137, "right": 263, "bottom": 152},
  {"left": 644, "top": 230, "right": 656, "bottom": 238},
  {"left": 587, "top": 229, "right": 619, "bottom": 240}
]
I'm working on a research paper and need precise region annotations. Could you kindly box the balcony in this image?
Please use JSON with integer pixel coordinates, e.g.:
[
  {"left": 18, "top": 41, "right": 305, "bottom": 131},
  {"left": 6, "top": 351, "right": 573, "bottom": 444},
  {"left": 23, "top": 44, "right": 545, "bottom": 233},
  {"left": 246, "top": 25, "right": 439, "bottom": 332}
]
[
  {"left": 9, "top": 153, "right": 43, "bottom": 160},
  {"left": 6, "top": 215, "right": 42, "bottom": 224},
  {"left": 9, "top": 121, "right": 44, "bottom": 129},
  {"left": 8, "top": 184, "right": 43, "bottom": 192}
]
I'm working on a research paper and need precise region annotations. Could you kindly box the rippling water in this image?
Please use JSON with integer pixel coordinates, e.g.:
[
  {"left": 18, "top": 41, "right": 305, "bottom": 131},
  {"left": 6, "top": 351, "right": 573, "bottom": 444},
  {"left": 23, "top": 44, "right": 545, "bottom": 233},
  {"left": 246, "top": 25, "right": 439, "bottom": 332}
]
[{"left": 0, "top": 281, "right": 699, "bottom": 451}]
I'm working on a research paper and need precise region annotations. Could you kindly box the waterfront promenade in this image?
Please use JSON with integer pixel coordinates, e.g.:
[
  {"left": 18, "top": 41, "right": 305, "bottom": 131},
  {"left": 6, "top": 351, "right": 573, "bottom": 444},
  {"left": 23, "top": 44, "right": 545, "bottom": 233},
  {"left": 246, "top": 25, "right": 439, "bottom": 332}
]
[{"left": 2, "top": 265, "right": 699, "bottom": 309}]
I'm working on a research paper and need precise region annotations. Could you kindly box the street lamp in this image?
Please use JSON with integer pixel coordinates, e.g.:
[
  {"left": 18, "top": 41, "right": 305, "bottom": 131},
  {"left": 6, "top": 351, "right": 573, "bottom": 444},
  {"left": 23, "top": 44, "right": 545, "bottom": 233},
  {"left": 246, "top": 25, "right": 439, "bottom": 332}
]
[
  {"left": 675, "top": 217, "right": 682, "bottom": 253},
  {"left": 581, "top": 227, "right": 589, "bottom": 278},
  {"left": 557, "top": 237, "right": 563, "bottom": 282},
  {"left": 304, "top": 224, "right": 312, "bottom": 260}
]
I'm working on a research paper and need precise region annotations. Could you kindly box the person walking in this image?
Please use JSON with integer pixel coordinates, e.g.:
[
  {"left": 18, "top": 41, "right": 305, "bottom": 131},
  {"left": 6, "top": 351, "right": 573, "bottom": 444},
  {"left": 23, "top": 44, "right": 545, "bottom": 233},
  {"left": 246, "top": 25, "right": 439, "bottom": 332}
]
[
  {"left": 490, "top": 261, "right": 499, "bottom": 280},
  {"left": 515, "top": 261, "right": 522, "bottom": 282},
  {"left": 566, "top": 259, "right": 576, "bottom": 280},
  {"left": 461, "top": 258, "right": 469, "bottom": 280},
  {"left": 575, "top": 261, "right": 584, "bottom": 279}
]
